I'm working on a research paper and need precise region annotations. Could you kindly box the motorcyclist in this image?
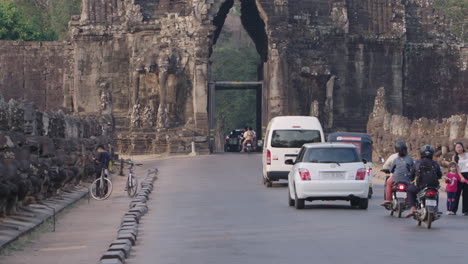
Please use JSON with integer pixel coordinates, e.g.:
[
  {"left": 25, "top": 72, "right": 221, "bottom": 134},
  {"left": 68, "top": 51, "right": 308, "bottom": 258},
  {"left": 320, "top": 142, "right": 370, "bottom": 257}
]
[
  {"left": 242, "top": 127, "right": 254, "bottom": 152},
  {"left": 380, "top": 141, "right": 413, "bottom": 206},
  {"left": 405, "top": 145, "right": 442, "bottom": 217}
]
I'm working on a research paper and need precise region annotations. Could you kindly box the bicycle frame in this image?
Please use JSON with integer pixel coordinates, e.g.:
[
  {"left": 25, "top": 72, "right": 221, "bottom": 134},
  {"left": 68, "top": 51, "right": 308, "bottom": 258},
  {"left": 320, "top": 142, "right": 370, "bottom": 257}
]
[
  {"left": 128, "top": 164, "right": 134, "bottom": 187},
  {"left": 99, "top": 168, "right": 105, "bottom": 194}
]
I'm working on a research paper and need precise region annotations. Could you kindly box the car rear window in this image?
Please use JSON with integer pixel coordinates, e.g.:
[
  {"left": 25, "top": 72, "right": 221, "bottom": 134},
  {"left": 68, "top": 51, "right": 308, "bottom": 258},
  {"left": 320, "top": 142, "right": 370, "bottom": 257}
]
[
  {"left": 271, "top": 130, "right": 321, "bottom": 148},
  {"left": 303, "top": 148, "right": 360, "bottom": 163}
]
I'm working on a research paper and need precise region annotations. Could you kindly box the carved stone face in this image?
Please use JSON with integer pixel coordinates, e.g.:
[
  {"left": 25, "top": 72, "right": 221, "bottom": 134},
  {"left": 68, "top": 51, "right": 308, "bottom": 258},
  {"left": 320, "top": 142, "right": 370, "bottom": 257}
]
[
  {"left": 9, "top": 105, "right": 25, "bottom": 133},
  {"left": 0, "top": 100, "right": 10, "bottom": 130},
  {"left": 23, "top": 103, "right": 36, "bottom": 135}
]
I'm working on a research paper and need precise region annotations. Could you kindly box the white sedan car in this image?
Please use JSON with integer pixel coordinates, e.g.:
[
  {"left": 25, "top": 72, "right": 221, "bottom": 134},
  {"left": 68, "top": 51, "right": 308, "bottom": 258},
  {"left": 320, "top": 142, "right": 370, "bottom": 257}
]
[{"left": 287, "top": 143, "right": 370, "bottom": 210}]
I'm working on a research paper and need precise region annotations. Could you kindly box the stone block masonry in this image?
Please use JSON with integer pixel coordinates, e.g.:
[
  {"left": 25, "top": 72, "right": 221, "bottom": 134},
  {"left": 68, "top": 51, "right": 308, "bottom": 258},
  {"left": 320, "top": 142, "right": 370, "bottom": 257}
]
[
  {"left": 0, "top": 41, "right": 73, "bottom": 112},
  {"left": 1, "top": 0, "right": 467, "bottom": 155}
]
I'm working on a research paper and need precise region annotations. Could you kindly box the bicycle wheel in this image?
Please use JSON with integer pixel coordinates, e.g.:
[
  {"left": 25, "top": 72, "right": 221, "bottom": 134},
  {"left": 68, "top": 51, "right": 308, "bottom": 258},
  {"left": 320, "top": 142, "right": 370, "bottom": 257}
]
[
  {"left": 127, "top": 174, "right": 138, "bottom": 198},
  {"left": 90, "top": 177, "right": 113, "bottom": 200}
]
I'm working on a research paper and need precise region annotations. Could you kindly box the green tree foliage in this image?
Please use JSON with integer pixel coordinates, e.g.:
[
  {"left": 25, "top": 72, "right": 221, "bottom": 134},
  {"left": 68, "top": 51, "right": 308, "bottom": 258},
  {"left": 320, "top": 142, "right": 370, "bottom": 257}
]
[
  {"left": 0, "top": 1, "right": 52, "bottom": 40},
  {"left": 215, "top": 89, "right": 257, "bottom": 134},
  {"left": 0, "top": 0, "right": 81, "bottom": 41},
  {"left": 435, "top": 0, "right": 468, "bottom": 42},
  {"left": 211, "top": 5, "right": 261, "bottom": 141}
]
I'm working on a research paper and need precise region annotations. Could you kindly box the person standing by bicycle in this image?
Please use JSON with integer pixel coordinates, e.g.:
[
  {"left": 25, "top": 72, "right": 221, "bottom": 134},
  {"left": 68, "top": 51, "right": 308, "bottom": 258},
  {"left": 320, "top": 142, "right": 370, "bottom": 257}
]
[{"left": 93, "top": 145, "right": 110, "bottom": 178}]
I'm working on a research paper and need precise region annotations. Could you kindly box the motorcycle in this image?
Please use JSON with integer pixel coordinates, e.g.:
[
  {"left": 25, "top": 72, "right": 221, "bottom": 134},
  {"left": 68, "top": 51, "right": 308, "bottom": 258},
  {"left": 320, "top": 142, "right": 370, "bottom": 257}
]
[
  {"left": 244, "top": 140, "right": 253, "bottom": 153},
  {"left": 413, "top": 187, "right": 441, "bottom": 229},
  {"left": 382, "top": 169, "right": 409, "bottom": 218}
]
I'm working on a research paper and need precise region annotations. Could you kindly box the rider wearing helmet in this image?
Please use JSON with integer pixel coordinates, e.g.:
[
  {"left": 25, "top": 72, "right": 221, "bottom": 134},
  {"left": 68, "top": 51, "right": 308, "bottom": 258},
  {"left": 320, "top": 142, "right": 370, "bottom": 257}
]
[
  {"left": 380, "top": 141, "right": 413, "bottom": 206},
  {"left": 405, "top": 145, "right": 442, "bottom": 217}
]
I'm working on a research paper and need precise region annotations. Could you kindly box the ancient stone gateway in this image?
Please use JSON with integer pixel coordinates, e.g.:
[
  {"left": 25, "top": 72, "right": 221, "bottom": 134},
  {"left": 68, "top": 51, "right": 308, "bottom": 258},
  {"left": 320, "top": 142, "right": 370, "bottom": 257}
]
[{"left": 1, "top": 0, "right": 466, "bottom": 155}]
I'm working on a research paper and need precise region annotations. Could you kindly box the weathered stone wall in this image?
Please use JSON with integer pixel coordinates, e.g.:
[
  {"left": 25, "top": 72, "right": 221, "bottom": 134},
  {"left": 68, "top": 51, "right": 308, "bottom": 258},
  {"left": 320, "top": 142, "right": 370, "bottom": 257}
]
[
  {"left": 267, "top": 0, "right": 467, "bottom": 132},
  {"left": 368, "top": 88, "right": 468, "bottom": 164},
  {"left": 0, "top": 0, "right": 466, "bottom": 154},
  {"left": 0, "top": 97, "right": 111, "bottom": 217},
  {"left": 0, "top": 41, "right": 73, "bottom": 112}
]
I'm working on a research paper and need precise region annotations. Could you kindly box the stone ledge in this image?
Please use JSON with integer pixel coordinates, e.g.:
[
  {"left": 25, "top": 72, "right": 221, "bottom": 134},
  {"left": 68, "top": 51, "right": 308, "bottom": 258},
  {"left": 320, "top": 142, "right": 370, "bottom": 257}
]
[{"left": 0, "top": 188, "right": 88, "bottom": 250}]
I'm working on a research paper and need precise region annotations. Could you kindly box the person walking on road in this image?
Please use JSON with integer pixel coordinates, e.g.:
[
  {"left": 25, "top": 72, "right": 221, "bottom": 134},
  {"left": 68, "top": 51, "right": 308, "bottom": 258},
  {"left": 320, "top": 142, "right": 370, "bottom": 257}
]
[
  {"left": 444, "top": 162, "right": 467, "bottom": 215},
  {"left": 452, "top": 142, "right": 468, "bottom": 215}
]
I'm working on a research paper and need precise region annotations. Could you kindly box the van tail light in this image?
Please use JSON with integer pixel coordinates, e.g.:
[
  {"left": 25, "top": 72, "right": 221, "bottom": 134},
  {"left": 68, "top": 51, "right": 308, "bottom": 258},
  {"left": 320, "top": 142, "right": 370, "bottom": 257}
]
[
  {"left": 266, "top": 149, "right": 271, "bottom": 165},
  {"left": 355, "top": 168, "right": 366, "bottom": 180},
  {"left": 425, "top": 190, "right": 437, "bottom": 198},
  {"left": 397, "top": 184, "right": 407, "bottom": 192},
  {"left": 298, "top": 168, "right": 311, "bottom": 181}
]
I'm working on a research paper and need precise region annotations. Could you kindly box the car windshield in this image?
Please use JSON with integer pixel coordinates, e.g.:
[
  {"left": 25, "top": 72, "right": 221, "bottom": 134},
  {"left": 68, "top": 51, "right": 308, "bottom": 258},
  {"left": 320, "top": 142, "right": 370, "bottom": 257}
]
[
  {"left": 302, "top": 148, "right": 360, "bottom": 163},
  {"left": 271, "top": 130, "right": 321, "bottom": 148}
]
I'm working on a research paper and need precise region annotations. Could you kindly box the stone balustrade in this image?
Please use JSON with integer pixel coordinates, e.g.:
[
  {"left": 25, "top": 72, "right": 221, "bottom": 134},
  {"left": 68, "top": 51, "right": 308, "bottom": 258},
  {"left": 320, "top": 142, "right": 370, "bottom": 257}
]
[
  {"left": 368, "top": 88, "right": 468, "bottom": 165},
  {"left": 0, "top": 97, "right": 112, "bottom": 217}
]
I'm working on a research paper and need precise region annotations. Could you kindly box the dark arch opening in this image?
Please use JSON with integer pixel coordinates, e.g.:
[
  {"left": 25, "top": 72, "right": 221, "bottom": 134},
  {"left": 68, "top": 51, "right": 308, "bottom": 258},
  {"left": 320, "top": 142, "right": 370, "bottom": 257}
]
[
  {"left": 209, "top": 0, "right": 268, "bottom": 152},
  {"left": 239, "top": 0, "right": 268, "bottom": 63},
  {"left": 211, "top": 0, "right": 268, "bottom": 66}
]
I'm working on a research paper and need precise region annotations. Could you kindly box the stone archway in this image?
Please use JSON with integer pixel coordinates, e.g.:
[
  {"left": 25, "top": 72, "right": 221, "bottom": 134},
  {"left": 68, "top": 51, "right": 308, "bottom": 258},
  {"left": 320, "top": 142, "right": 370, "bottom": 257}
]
[{"left": 205, "top": 0, "right": 269, "bottom": 152}]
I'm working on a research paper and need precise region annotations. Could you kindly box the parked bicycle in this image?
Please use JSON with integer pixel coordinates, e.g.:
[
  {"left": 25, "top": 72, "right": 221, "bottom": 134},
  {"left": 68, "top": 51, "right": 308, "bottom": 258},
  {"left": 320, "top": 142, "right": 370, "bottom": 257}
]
[
  {"left": 126, "top": 160, "right": 142, "bottom": 197},
  {"left": 90, "top": 168, "right": 113, "bottom": 200}
]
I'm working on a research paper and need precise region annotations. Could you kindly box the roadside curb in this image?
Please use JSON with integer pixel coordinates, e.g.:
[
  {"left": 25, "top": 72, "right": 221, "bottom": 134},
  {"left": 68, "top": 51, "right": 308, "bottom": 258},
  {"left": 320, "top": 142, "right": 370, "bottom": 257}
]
[
  {"left": 0, "top": 187, "right": 88, "bottom": 251},
  {"left": 99, "top": 168, "right": 158, "bottom": 264}
]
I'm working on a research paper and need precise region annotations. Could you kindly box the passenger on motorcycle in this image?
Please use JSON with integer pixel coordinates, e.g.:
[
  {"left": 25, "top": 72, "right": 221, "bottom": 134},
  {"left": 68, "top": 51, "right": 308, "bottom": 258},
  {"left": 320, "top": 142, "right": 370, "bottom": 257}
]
[
  {"left": 380, "top": 141, "right": 413, "bottom": 206},
  {"left": 242, "top": 127, "right": 255, "bottom": 152},
  {"left": 405, "top": 145, "right": 442, "bottom": 217}
]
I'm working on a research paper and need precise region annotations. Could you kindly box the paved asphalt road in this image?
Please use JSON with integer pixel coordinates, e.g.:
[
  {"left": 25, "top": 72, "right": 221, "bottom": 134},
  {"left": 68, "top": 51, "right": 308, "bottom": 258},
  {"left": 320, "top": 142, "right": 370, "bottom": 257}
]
[{"left": 127, "top": 153, "right": 468, "bottom": 264}]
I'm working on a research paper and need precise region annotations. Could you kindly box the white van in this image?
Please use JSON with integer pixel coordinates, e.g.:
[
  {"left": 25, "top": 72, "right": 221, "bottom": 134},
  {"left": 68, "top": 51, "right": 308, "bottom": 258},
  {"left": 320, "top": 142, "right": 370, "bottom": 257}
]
[{"left": 262, "top": 116, "right": 325, "bottom": 187}]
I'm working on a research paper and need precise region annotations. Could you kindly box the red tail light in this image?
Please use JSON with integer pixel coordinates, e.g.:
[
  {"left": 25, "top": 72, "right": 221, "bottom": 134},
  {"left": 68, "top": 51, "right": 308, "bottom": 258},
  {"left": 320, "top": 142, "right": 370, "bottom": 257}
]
[
  {"left": 225, "top": 136, "right": 229, "bottom": 141},
  {"left": 266, "top": 149, "right": 271, "bottom": 165},
  {"left": 298, "top": 168, "right": 311, "bottom": 181},
  {"left": 397, "top": 184, "right": 407, "bottom": 191},
  {"left": 355, "top": 168, "right": 366, "bottom": 180},
  {"left": 425, "top": 190, "right": 437, "bottom": 198}
]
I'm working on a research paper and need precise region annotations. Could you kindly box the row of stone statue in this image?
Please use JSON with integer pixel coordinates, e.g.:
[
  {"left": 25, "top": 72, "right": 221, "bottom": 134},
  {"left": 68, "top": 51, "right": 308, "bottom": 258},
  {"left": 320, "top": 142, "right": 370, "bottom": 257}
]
[{"left": 0, "top": 97, "right": 111, "bottom": 217}]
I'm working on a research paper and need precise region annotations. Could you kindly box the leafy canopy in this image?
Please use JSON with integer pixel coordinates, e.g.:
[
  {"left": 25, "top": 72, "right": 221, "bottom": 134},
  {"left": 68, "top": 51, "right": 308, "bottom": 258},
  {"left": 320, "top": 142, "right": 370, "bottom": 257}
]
[
  {"left": 0, "top": 0, "right": 81, "bottom": 41},
  {"left": 0, "top": 1, "right": 53, "bottom": 41}
]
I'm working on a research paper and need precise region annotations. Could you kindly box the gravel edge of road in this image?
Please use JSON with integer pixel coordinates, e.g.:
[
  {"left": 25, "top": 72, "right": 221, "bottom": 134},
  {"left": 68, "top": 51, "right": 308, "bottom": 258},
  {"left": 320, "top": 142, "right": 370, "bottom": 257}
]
[
  {"left": 0, "top": 187, "right": 88, "bottom": 251},
  {"left": 99, "top": 168, "right": 159, "bottom": 264}
]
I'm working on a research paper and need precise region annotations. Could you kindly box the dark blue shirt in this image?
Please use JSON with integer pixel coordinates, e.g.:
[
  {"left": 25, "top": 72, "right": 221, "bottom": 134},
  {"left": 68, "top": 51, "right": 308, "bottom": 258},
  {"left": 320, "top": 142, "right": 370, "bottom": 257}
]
[{"left": 95, "top": 151, "right": 110, "bottom": 169}]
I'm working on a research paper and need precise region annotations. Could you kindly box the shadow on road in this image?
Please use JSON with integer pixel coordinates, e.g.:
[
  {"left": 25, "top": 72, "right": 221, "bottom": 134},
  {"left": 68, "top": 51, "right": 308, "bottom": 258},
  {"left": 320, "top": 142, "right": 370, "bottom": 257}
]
[
  {"left": 269, "top": 183, "right": 288, "bottom": 188},
  {"left": 299, "top": 204, "right": 361, "bottom": 210}
]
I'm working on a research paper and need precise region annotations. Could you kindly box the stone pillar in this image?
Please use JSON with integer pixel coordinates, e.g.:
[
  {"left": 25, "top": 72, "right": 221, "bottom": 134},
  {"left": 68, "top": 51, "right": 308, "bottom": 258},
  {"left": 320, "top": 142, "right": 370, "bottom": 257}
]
[
  {"left": 324, "top": 76, "right": 336, "bottom": 129},
  {"left": 156, "top": 57, "right": 169, "bottom": 129},
  {"left": 193, "top": 59, "right": 208, "bottom": 130},
  {"left": 80, "top": 0, "right": 90, "bottom": 23},
  {"left": 267, "top": 48, "right": 288, "bottom": 119}
]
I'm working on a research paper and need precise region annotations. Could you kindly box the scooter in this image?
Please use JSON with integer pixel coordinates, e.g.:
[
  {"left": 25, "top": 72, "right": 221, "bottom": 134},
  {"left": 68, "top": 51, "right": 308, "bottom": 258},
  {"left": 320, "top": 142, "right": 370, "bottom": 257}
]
[
  {"left": 413, "top": 187, "right": 441, "bottom": 229},
  {"left": 382, "top": 170, "right": 409, "bottom": 218},
  {"left": 244, "top": 140, "right": 253, "bottom": 153}
]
